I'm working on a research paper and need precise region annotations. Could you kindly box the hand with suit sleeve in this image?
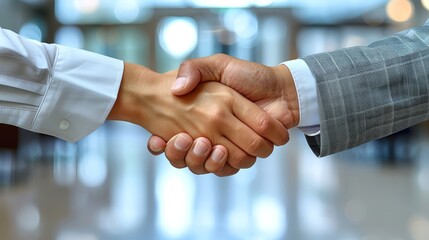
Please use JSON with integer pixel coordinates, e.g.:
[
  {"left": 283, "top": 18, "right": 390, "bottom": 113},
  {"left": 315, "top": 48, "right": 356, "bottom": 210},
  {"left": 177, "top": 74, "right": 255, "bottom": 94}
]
[
  {"left": 147, "top": 54, "right": 301, "bottom": 176},
  {"left": 149, "top": 19, "right": 429, "bottom": 173}
]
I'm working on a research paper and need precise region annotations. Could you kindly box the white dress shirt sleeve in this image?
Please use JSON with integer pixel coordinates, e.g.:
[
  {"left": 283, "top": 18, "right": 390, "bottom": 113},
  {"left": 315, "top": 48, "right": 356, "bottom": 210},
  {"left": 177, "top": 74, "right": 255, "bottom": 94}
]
[
  {"left": 0, "top": 27, "right": 124, "bottom": 142},
  {"left": 281, "top": 59, "right": 320, "bottom": 136}
]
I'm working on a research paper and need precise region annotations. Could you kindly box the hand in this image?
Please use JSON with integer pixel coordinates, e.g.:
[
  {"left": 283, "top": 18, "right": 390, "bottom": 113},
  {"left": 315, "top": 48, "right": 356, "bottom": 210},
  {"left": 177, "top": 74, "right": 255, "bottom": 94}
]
[
  {"left": 108, "top": 62, "right": 289, "bottom": 175},
  {"left": 147, "top": 54, "right": 300, "bottom": 176}
]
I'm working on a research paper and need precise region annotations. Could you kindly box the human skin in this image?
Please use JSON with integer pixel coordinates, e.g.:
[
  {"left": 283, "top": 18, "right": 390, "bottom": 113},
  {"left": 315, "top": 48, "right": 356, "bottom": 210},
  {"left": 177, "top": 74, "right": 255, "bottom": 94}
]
[
  {"left": 147, "top": 54, "right": 300, "bottom": 176},
  {"left": 108, "top": 62, "right": 289, "bottom": 175}
]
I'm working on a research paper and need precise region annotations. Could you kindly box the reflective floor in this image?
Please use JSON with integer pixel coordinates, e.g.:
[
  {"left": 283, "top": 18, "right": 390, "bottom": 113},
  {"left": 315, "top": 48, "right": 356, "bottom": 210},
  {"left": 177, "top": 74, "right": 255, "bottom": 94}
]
[{"left": 1, "top": 122, "right": 429, "bottom": 240}]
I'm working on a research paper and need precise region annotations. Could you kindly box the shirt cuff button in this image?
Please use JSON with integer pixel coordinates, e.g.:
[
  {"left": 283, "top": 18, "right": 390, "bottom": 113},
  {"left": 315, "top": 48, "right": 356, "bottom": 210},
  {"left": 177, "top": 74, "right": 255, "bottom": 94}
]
[{"left": 59, "top": 120, "right": 70, "bottom": 130}]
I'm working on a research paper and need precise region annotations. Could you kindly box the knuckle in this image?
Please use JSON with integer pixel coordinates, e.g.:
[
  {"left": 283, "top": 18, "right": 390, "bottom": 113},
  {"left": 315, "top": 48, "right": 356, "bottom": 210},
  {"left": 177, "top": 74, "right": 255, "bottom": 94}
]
[
  {"left": 215, "top": 88, "right": 235, "bottom": 102},
  {"left": 218, "top": 91, "right": 237, "bottom": 110},
  {"left": 229, "top": 150, "right": 246, "bottom": 168},
  {"left": 207, "top": 106, "right": 227, "bottom": 124},
  {"left": 248, "top": 136, "right": 267, "bottom": 155},
  {"left": 257, "top": 113, "right": 271, "bottom": 135}
]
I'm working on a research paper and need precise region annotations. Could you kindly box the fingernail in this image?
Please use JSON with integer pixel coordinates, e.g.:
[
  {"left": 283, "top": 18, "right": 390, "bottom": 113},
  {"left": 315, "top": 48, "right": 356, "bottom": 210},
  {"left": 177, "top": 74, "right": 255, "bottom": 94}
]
[
  {"left": 193, "top": 141, "right": 209, "bottom": 156},
  {"left": 171, "top": 77, "right": 188, "bottom": 90},
  {"left": 174, "top": 135, "right": 191, "bottom": 151},
  {"left": 150, "top": 142, "right": 162, "bottom": 152},
  {"left": 211, "top": 148, "right": 225, "bottom": 163}
]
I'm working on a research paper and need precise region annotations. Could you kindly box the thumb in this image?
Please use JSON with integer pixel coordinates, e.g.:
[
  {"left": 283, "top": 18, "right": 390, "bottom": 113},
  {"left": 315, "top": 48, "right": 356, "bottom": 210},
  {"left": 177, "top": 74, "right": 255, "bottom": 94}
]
[
  {"left": 171, "top": 54, "right": 230, "bottom": 96},
  {"left": 147, "top": 135, "right": 167, "bottom": 155}
]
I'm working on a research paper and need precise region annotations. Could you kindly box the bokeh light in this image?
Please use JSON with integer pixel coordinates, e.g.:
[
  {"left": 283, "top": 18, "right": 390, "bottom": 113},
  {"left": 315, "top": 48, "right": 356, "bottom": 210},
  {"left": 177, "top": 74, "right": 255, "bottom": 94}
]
[
  {"left": 114, "top": 0, "right": 140, "bottom": 23},
  {"left": 55, "top": 0, "right": 80, "bottom": 24},
  {"left": 252, "top": 196, "right": 286, "bottom": 239},
  {"left": 223, "top": 9, "right": 258, "bottom": 40},
  {"left": 19, "top": 22, "right": 42, "bottom": 41},
  {"left": 156, "top": 166, "right": 195, "bottom": 238},
  {"left": 386, "top": 0, "right": 414, "bottom": 23},
  {"left": 55, "top": 26, "right": 85, "bottom": 49},
  {"left": 423, "top": 0, "right": 429, "bottom": 11},
  {"left": 15, "top": 204, "right": 40, "bottom": 232},
  {"left": 158, "top": 17, "right": 198, "bottom": 58},
  {"left": 73, "top": 0, "right": 100, "bottom": 14}
]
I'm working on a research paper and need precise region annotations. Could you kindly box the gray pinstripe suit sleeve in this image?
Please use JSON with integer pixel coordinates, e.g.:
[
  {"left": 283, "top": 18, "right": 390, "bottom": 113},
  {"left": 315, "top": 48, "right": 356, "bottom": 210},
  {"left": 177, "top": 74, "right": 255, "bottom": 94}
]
[{"left": 302, "top": 19, "right": 429, "bottom": 157}]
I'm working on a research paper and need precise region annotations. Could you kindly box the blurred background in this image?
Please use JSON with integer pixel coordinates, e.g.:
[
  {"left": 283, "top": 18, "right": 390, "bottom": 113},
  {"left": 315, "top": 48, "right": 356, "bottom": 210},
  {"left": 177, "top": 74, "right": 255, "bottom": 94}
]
[{"left": 1, "top": 0, "right": 429, "bottom": 239}]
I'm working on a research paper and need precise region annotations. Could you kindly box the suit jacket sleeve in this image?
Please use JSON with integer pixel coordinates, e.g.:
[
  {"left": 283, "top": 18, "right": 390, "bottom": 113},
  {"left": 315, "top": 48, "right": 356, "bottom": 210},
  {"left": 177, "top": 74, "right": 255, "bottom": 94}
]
[{"left": 302, "top": 19, "right": 429, "bottom": 157}]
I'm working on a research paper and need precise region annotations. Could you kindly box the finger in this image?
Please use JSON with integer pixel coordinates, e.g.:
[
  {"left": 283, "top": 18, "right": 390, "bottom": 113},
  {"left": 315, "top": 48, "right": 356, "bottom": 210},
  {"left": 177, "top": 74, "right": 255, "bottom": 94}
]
[
  {"left": 222, "top": 114, "right": 274, "bottom": 158},
  {"left": 147, "top": 135, "right": 167, "bottom": 155},
  {"left": 231, "top": 94, "right": 289, "bottom": 146},
  {"left": 218, "top": 136, "right": 257, "bottom": 169},
  {"left": 204, "top": 145, "right": 228, "bottom": 174},
  {"left": 165, "top": 133, "right": 193, "bottom": 169},
  {"left": 171, "top": 54, "right": 231, "bottom": 95},
  {"left": 185, "top": 137, "right": 212, "bottom": 175}
]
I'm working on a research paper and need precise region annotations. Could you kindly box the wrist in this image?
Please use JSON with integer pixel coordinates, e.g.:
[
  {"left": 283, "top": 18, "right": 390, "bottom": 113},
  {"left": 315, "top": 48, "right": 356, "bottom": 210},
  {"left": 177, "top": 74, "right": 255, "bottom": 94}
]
[
  {"left": 272, "top": 65, "right": 300, "bottom": 128},
  {"left": 107, "top": 63, "right": 149, "bottom": 124}
]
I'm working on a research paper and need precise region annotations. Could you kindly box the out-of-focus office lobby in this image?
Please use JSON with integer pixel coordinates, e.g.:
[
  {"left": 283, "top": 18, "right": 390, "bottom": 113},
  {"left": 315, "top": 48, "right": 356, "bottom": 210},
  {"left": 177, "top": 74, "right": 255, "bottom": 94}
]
[{"left": 1, "top": 0, "right": 429, "bottom": 239}]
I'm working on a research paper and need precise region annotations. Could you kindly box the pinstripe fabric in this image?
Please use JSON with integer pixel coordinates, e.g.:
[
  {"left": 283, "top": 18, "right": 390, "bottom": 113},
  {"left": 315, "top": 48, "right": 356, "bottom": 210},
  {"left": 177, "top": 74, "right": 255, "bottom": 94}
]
[{"left": 302, "top": 20, "right": 429, "bottom": 157}]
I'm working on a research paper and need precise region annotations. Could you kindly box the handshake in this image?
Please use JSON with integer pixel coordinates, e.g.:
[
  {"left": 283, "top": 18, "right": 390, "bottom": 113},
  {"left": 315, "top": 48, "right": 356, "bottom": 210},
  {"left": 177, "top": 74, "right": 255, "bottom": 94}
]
[
  {"left": 3, "top": 21, "right": 425, "bottom": 172},
  {"left": 108, "top": 54, "right": 300, "bottom": 177}
]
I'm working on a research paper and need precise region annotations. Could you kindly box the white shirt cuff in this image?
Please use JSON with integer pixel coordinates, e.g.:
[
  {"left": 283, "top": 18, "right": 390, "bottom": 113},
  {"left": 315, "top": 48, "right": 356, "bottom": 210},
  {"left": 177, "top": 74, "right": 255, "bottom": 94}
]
[
  {"left": 281, "top": 59, "right": 320, "bottom": 136},
  {"left": 32, "top": 45, "right": 124, "bottom": 142}
]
